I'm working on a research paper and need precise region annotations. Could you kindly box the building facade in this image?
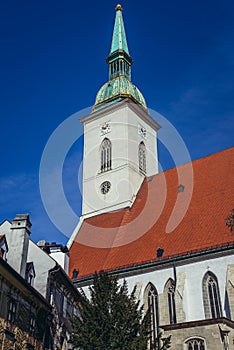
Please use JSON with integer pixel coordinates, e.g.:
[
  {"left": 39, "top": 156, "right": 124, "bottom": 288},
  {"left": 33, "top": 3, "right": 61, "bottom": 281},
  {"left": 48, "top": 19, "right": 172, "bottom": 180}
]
[
  {"left": 0, "top": 215, "right": 81, "bottom": 349},
  {"left": 68, "top": 5, "right": 234, "bottom": 350},
  {"left": 0, "top": 232, "right": 51, "bottom": 349}
]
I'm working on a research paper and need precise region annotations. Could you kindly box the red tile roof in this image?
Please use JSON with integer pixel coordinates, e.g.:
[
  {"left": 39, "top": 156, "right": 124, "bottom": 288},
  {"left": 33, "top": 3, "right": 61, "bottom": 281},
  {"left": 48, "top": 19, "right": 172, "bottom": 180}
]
[{"left": 69, "top": 147, "right": 234, "bottom": 278}]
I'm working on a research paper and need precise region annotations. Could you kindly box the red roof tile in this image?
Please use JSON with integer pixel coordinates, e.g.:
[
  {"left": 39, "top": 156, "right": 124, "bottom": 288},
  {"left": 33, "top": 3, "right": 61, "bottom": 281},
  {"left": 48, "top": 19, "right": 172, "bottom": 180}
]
[{"left": 69, "top": 147, "right": 234, "bottom": 278}]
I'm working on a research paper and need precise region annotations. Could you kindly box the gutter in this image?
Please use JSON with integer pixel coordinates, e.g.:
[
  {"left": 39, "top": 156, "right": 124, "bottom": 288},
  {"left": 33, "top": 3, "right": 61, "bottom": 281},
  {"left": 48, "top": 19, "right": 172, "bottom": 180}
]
[{"left": 72, "top": 242, "right": 234, "bottom": 286}]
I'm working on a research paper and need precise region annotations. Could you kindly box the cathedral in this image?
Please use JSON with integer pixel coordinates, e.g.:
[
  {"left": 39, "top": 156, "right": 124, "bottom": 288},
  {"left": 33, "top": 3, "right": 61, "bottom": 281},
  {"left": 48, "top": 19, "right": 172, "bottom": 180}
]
[{"left": 67, "top": 4, "right": 234, "bottom": 350}]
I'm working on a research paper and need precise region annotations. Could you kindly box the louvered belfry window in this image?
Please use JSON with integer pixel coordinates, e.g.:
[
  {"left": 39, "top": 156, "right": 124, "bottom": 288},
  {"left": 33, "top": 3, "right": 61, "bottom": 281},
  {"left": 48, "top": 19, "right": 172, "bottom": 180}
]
[
  {"left": 139, "top": 141, "right": 146, "bottom": 174},
  {"left": 101, "top": 138, "right": 112, "bottom": 172}
]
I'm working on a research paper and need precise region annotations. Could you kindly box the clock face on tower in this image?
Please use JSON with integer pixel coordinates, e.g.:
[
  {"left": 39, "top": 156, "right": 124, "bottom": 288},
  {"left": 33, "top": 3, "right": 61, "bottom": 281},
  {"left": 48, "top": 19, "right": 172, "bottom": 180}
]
[
  {"left": 100, "top": 181, "right": 111, "bottom": 194},
  {"left": 138, "top": 125, "right": 146, "bottom": 138},
  {"left": 100, "top": 122, "right": 111, "bottom": 136}
]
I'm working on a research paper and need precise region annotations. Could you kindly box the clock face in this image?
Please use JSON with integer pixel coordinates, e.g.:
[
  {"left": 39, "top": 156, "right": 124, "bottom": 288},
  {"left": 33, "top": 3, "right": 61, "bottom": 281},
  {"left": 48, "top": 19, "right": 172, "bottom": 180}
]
[
  {"left": 138, "top": 125, "right": 146, "bottom": 138},
  {"left": 100, "top": 122, "right": 111, "bottom": 136},
  {"left": 100, "top": 181, "right": 111, "bottom": 194}
]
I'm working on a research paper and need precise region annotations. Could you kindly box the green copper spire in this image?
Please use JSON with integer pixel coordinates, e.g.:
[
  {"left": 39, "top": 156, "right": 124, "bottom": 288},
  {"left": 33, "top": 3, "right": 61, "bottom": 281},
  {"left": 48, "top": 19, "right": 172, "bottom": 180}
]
[
  {"left": 93, "top": 5, "right": 147, "bottom": 111},
  {"left": 107, "top": 4, "right": 132, "bottom": 81},
  {"left": 110, "top": 4, "right": 130, "bottom": 56}
]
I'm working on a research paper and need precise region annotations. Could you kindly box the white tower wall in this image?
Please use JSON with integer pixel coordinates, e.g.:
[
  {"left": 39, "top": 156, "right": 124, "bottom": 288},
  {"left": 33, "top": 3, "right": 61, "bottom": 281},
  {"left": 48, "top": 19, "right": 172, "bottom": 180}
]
[{"left": 81, "top": 99, "right": 160, "bottom": 217}]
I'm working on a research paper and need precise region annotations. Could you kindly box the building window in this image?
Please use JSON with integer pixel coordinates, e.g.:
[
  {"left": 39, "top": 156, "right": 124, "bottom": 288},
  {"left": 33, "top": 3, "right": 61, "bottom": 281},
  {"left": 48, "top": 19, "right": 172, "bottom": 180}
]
[
  {"left": 185, "top": 338, "right": 205, "bottom": 350},
  {"left": 203, "top": 271, "right": 222, "bottom": 319},
  {"left": 165, "top": 278, "right": 176, "bottom": 324},
  {"left": 145, "top": 283, "right": 159, "bottom": 347},
  {"left": 7, "top": 300, "right": 17, "bottom": 323},
  {"left": 139, "top": 141, "right": 146, "bottom": 174},
  {"left": 25, "top": 262, "right": 35, "bottom": 286},
  {"left": 100, "top": 138, "right": 112, "bottom": 172},
  {"left": 29, "top": 315, "right": 36, "bottom": 334}
]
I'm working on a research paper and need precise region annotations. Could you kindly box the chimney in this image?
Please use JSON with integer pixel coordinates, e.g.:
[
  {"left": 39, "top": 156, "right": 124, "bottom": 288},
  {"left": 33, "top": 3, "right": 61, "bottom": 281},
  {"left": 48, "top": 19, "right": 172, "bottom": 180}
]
[
  {"left": 38, "top": 241, "right": 70, "bottom": 273},
  {"left": 7, "top": 214, "right": 31, "bottom": 277}
]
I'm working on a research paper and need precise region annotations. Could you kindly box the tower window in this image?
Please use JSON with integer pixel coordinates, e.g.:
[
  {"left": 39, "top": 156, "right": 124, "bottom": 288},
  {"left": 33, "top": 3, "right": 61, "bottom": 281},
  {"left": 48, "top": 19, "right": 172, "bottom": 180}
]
[
  {"left": 100, "top": 138, "right": 112, "bottom": 172},
  {"left": 139, "top": 141, "right": 146, "bottom": 174}
]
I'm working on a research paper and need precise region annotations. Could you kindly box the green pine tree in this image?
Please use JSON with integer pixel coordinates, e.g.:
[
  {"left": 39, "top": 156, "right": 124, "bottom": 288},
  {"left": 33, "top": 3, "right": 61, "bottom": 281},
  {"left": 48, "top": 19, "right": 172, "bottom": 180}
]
[{"left": 71, "top": 271, "right": 171, "bottom": 350}]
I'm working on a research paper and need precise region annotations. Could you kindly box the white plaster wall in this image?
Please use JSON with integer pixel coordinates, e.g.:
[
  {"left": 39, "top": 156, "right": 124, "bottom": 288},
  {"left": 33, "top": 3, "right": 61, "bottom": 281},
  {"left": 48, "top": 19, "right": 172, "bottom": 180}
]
[
  {"left": 78, "top": 253, "right": 234, "bottom": 323},
  {"left": 127, "top": 108, "right": 158, "bottom": 176},
  {"left": 50, "top": 250, "right": 69, "bottom": 274},
  {"left": 125, "top": 267, "right": 175, "bottom": 300},
  {"left": 27, "top": 240, "right": 56, "bottom": 297},
  {"left": 180, "top": 255, "right": 234, "bottom": 321},
  {"left": 5, "top": 226, "right": 29, "bottom": 277},
  {"left": 3, "top": 220, "right": 56, "bottom": 298},
  {"left": 0, "top": 220, "right": 11, "bottom": 235},
  {"left": 82, "top": 101, "right": 159, "bottom": 216}
]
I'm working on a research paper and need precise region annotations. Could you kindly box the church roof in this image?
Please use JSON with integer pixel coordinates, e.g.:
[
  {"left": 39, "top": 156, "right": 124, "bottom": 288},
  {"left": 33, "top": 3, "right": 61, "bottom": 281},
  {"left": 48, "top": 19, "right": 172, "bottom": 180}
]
[{"left": 69, "top": 147, "right": 234, "bottom": 279}]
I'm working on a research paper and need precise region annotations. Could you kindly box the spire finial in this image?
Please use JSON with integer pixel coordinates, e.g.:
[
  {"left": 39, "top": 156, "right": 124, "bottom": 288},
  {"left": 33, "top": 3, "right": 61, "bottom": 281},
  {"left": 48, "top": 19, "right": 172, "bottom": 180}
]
[
  {"left": 115, "top": 4, "right": 122, "bottom": 11},
  {"left": 110, "top": 4, "right": 130, "bottom": 56}
]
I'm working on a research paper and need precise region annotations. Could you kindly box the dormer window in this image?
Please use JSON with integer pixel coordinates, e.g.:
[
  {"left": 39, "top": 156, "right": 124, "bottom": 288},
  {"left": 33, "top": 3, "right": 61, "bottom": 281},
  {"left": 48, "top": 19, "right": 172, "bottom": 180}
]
[
  {"left": 0, "top": 235, "right": 8, "bottom": 260},
  {"left": 25, "top": 262, "right": 36, "bottom": 286}
]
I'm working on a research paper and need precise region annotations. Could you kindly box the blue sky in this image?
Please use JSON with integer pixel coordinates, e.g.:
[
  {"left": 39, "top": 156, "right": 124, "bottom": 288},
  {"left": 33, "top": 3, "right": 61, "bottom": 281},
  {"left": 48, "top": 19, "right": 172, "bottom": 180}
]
[{"left": 0, "top": 0, "right": 233, "bottom": 244}]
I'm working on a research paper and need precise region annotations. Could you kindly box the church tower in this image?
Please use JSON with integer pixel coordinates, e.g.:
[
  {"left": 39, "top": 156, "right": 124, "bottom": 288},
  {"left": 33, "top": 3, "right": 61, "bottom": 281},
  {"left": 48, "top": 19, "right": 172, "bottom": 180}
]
[{"left": 81, "top": 4, "right": 160, "bottom": 217}]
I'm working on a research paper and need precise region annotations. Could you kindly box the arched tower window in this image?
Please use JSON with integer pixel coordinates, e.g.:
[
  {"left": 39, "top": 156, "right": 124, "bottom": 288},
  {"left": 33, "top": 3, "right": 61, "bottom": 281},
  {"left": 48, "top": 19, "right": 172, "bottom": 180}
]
[
  {"left": 145, "top": 283, "right": 159, "bottom": 347},
  {"left": 185, "top": 338, "right": 205, "bottom": 350},
  {"left": 139, "top": 141, "right": 146, "bottom": 174},
  {"left": 164, "top": 278, "right": 176, "bottom": 324},
  {"left": 100, "top": 138, "right": 112, "bottom": 172},
  {"left": 202, "top": 271, "right": 222, "bottom": 319}
]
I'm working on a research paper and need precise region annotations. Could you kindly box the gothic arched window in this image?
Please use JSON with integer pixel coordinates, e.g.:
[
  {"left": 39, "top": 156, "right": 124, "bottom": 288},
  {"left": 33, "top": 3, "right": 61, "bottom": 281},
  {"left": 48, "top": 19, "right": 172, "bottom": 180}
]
[
  {"left": 139, "top": 141, "right": 146, "bottom": 174},
  {"left": 165, "top": 278, "right": 176, "bottom": 324},
  {"left": 202, "top": 271, "right": 222, "bottom": 319},
  {"left": 145, "top": 283, "right": 159, "bottom": 347},
  {"left": 100, "top": 138, "right": 112, "bottom": 172},
  {"left": 185, "top": 338, "right": 205, "bottom": 350}
]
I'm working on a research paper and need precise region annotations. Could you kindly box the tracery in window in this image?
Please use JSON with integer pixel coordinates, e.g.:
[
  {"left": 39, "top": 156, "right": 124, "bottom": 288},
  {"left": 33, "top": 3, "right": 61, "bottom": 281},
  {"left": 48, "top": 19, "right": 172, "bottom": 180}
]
[
  {"left": 145, "top": 283, "right": 159, "bottom": 348},
  {"left": 100, "top": 138, "right": 112, "bottom": 172},
  {"left": 185, "top": 338, "right": 205, "bottom": 350},
  {"left": 165, "top": 278, "right": 176, "bottom": 324},
  {"left": 203, "top": 271, "right": 222, "bottom": 319},
  {"left": 139, "top": 141, "right": 146, "bottom": 174}
]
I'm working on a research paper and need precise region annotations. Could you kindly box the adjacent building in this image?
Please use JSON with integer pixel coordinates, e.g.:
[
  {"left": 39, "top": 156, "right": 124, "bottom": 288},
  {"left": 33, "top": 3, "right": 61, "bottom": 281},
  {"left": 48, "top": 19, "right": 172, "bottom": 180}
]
[{"left": 0, "top": 214, "right": 81, "bottom": 349}]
